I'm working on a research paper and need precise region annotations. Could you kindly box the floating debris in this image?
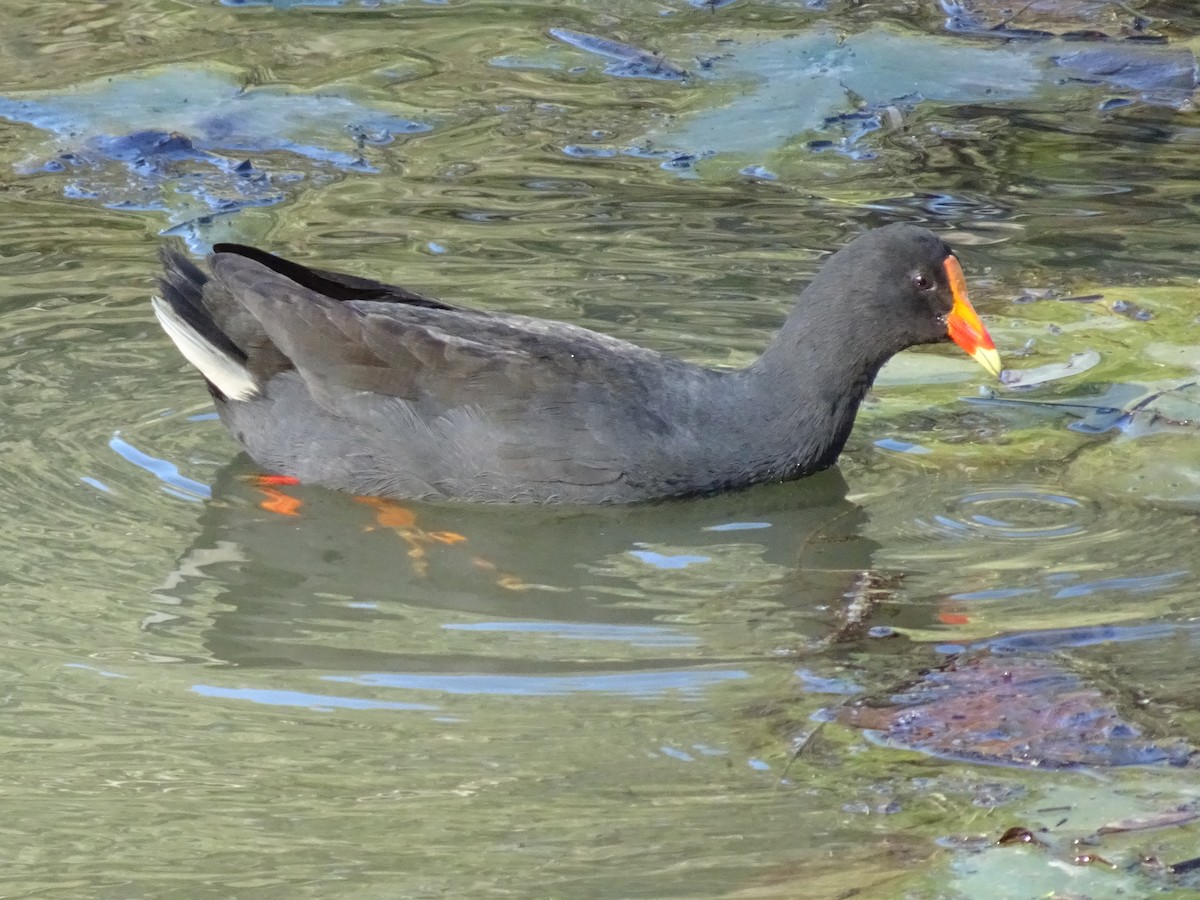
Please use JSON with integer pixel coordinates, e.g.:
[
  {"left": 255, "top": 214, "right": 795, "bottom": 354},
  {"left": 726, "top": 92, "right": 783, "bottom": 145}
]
[
  {"left": 971, "top": 380, "right": 1200, "bottom": 436},
  {"left": 1170, "top": 855, "right": 1200, "bottom": 875},
  {"left": 997, "top": 825, "right": 1046, "bottom": 847},
  {"left": 1054, "top": 46, "right": 1197, "bottom": 107},
  {"left": 943, "top": 0, "right": 1163, "bottom": 43},
  {"left": 1000, "top": 349, "right": 1101, "bottom": 388},
  {"left": 1111, "top": 298, "right": 1154, "bottom": 321},
  {"left": 739, "top": 164, "right": 778, "bottom": 180},
  {"left": 562, "top": 142, "right": 711, "bottom": 172},
  {"left": 1098, "top": 807, "right": 1200, "bottom": 835},
  {"left": 548, "top": 28, "right": 689, "bottom": 81}
]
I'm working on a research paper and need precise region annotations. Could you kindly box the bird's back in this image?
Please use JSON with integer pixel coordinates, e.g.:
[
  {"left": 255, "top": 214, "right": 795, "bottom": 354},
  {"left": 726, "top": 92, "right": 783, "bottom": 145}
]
[{"left": 159, "top": 244, "right": 736, "bottom": 502}]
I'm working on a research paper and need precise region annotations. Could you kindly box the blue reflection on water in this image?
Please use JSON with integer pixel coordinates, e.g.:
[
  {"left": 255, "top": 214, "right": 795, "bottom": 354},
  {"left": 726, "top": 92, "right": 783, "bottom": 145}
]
[
  {"left": 875, "top": 437, "right": 932, "bottom": 455},
  {"left": 1051, "top": 570, "right": 1188, "bottom": 599},
  {"left": 323, "top": 668, "right": 747, "bottom": 698},
  {"left": 658, "top": 745, "right": 695, "bottom": 762},
  {"left": 64, "top": 663, "right": 130, "bottom": 679},
  {"left": 985, "top": 622, "right": 1185, "bottom": 652},
  {"left": 109, "top": 433, "right": 212, "bottom": 500},
  {"left": 628, "top": 549, "right": 710, "bottom": 569},
  {"left": 192, "top": 684, "right": 438, "bottom": 712}
]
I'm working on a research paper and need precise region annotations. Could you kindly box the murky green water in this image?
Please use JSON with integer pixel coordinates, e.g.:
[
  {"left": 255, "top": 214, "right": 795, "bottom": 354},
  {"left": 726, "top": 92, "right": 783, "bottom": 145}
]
[{"left": 3, "top": 0, "right": 1200, "bottom": 897}]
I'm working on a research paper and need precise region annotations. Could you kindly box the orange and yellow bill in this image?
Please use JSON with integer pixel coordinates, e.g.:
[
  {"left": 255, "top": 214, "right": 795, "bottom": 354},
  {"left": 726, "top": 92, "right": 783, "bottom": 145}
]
[{"left": 943, "top": 255, "right": 1002, "bottom": 377}]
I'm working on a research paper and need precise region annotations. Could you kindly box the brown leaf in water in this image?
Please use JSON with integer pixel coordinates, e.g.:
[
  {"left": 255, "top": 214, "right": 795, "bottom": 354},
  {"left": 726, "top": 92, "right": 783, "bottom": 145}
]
[{"left": 838, "top": 650, "right": 1193, "bottom": 769}]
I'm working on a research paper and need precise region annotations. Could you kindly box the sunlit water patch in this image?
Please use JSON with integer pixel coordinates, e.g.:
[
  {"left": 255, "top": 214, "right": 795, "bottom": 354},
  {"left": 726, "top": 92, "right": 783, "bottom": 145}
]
[{"left": 0, "top": 64, "right": 430, "bottom": 250}]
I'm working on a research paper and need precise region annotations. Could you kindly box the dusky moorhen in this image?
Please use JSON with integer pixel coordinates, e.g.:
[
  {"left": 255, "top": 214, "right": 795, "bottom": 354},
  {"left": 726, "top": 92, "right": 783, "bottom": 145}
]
[{"left": 153, "top": 223, "right": 1001, "bottom": 503}]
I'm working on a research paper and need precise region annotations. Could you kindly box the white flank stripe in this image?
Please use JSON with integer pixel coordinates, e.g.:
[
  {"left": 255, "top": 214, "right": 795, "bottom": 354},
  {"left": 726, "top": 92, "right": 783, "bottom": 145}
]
[{"left": 151, "top": 296, "right": 258, "bottom": 401}]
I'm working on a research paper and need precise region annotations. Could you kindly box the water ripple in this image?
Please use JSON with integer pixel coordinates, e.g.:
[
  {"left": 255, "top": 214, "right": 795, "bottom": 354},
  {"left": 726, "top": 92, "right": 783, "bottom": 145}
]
[{"left": 915, "top": 486, "right": 1096, "bottom": 542}]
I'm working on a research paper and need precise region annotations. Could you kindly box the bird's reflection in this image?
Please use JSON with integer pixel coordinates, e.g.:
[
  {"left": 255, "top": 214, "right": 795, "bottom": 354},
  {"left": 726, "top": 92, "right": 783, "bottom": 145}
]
[{"left": 148, "top": 460, "right": 879, "bottom": 672}]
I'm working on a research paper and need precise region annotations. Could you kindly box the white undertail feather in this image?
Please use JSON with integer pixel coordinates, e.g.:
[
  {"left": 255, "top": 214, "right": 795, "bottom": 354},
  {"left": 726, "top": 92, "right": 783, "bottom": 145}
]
[{"left": 151, "top": 296, "right": 258, "bottom": 401}]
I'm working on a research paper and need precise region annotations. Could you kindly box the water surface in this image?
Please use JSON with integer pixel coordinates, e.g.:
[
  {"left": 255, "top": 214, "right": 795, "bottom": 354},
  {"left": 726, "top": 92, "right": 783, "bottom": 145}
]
[{"left": 2, "top": 0, "right": 1200, "bottom": 896}]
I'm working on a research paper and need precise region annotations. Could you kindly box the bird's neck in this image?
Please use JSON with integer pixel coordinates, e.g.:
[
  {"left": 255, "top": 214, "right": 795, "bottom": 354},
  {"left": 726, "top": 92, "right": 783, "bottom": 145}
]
[{"left": 731, "top": 308, "right": 892, "bottom": 481}]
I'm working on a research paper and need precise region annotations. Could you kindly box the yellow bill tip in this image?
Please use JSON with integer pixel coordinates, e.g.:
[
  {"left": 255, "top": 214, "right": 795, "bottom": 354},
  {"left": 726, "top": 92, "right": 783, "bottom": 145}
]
[
  {"left": 972, "top": 345, "right": 1003, "bottom": 379},
  {"left": 943, "top": 255, "right": 1002, "bottom": 380}
]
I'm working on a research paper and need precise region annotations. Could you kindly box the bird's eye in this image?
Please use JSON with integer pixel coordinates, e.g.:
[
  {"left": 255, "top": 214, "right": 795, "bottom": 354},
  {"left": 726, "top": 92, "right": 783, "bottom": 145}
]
[{"left": 912, "top": 272, "right": 933, "bottom": 291}]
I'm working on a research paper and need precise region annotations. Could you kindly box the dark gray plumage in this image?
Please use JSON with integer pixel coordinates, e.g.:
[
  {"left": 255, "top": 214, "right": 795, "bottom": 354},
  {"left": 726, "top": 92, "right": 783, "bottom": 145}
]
[{"left": 152, "top": 224, "right": 997, "bottom": 503}]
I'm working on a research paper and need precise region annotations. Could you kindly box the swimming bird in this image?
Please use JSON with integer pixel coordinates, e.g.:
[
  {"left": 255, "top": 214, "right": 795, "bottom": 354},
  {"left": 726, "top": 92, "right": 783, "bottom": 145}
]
[{"left": 153, "top": 223, "right": 1001, "bottom": 503}]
